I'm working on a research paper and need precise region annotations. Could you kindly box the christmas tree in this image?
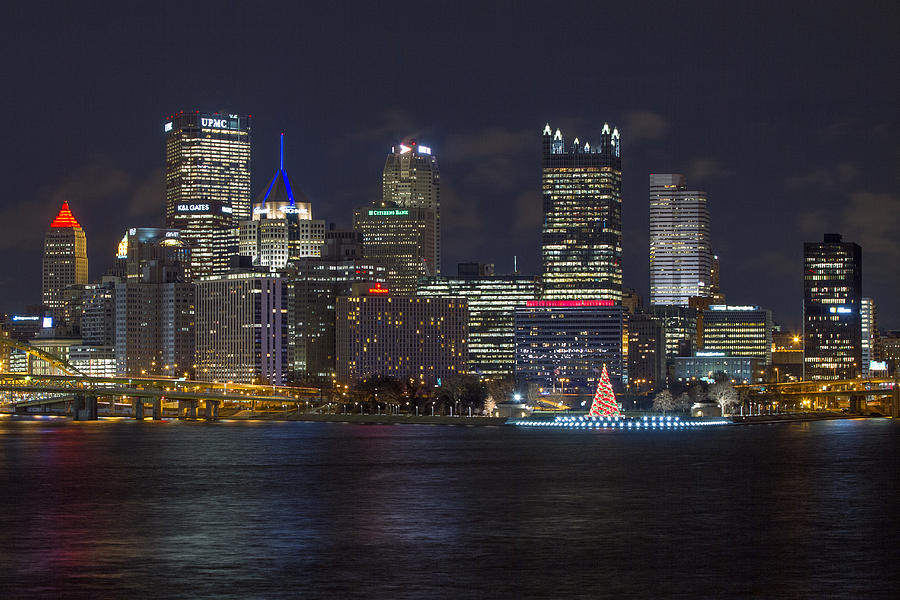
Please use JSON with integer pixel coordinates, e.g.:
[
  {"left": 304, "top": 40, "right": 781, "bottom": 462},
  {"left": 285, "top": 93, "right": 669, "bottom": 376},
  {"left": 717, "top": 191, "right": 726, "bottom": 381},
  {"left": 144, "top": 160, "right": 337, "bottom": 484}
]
[{"left": 588, "top": 364, "right": 620, "bottom": 416}]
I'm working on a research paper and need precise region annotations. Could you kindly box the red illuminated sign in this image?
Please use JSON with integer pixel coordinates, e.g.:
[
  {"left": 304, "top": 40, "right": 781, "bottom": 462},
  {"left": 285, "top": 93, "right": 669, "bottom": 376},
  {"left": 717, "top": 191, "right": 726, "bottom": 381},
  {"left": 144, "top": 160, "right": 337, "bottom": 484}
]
[
  {"left": 526, "top": 300, "right": 615, "bottom": 307},
  {"left": 368, "top": 283, "right": 389, "bottom": 295}
]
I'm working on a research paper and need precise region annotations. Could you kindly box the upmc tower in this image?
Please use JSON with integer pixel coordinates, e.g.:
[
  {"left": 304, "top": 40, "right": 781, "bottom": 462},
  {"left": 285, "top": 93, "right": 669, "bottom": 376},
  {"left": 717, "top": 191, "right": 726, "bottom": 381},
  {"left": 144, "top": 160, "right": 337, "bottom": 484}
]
[{"left": 164, "top": 111, "right": 251, "bottom": 278}]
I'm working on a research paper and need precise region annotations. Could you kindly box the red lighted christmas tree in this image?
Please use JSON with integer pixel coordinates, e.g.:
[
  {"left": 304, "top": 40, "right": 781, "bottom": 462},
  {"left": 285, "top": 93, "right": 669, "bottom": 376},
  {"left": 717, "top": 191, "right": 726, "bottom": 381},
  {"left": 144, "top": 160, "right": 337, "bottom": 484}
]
[{"left": 588, "top": 364, "right": 620, "bottom": 416}]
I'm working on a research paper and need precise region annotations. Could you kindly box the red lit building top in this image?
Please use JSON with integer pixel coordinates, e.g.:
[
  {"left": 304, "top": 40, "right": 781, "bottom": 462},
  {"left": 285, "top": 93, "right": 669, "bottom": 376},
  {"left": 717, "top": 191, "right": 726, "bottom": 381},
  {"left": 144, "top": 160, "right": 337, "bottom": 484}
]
[
  {"left": 526, "top": 299, "right": 615, "bottom": 308},
  {"left": 49, "top": 201, "right": 82, "bottom": 228}
]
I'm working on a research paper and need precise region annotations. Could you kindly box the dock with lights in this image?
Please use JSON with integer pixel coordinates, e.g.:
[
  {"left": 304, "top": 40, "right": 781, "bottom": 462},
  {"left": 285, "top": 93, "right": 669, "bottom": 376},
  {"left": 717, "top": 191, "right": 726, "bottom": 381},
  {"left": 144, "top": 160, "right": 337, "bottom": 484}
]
[{"left": 510, "top": 415, "right": 732, "bottom": 429}]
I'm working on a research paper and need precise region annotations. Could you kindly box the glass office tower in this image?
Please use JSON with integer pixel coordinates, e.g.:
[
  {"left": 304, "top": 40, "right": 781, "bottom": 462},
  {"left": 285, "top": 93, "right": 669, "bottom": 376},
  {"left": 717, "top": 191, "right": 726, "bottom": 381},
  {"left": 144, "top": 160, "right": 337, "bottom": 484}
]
[
  {"left": 164, "top": 111, "right": 251, "bottom": 278},
  {"left": 541, "top": 123, "right": 621, "bottom": 302}
]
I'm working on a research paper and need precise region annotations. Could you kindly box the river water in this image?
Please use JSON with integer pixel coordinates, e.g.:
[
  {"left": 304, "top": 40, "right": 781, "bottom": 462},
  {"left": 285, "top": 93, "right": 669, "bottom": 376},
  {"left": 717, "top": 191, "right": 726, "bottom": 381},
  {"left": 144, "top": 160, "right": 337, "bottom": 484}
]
[{"left": 0, "top": 416, "right": 897, "bottom": 598}]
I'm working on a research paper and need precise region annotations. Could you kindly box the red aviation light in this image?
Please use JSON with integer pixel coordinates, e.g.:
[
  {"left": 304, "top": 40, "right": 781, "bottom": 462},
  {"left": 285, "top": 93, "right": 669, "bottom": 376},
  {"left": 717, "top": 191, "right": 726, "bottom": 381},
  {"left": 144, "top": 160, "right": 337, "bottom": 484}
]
[
  {"left": 49, "top": 201, "right": 82, "bottom": 228},
  {"left": 526, "top": 300, "right": 615, "bottom": 307},
  {"left": 368, "top": 282, "right": 389, "bottom": 295}
]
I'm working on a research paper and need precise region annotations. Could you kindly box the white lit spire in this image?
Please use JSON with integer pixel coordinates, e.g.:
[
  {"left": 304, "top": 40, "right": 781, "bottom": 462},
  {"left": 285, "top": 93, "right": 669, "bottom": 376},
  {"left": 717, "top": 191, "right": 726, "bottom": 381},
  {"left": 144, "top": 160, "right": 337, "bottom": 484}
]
[
  {"left": 543, "top": 123, "right": 552, "bottom": 136},
  {"left": 553, "top": 128, "right": 562, "bottom": 140}
]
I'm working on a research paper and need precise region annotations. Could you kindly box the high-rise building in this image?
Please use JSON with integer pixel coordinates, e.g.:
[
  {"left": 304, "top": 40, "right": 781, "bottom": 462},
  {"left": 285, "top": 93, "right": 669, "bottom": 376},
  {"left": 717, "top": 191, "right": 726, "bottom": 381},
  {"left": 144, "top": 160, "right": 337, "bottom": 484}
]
[
  {"left": 709, "top": 254, "right": 724, "bottom": 302},
  {"left": 514, "top": 301, "right": 624, "bottom": 394},
  {"left": 80, "top": 278, "right": 118, "bottom": 346},
  {"left": 164, "top": 111, "right": 251, "bottom": 278},
  {"left": 648, "top": 304, "right": 697, "bottom": 359},
  {"left": 418, "top": 264, "right": 541, "bottom": 379},
  {"left": 336, "top": 287, "right": 467, "bottom": 387},
  {"left": 541, "top": 123, "right": 621, "bottom": 302},
  {"left": 71, "top": 278, "right": 119, "bottom": 378},
  {"left": 115, "top": 229, "right": 195, "bottom": 378},
  {"left": 382, "top": 140, "right": 440, "bottom": 273},
  {"left": 649, "top": 174, "right": 712, "bottom": 306},
  {"left": 353, "top": 204, "right": 436, "bottom": 294},
  {"left": 290, "top": 234, "right": 387, "bottom": 382},
  {"left": 702, "top": 305, "right": 773, "bottom": 366},
  {"left": 861, "top": 297, "right": 878, "bottom": 378},
  {"left": 195, "top": 272, "right": 289, "bottom": 385},
  {"left": 625, "top": 313, "right": 666, "bottom": 393},
  {"left": 803, "top": 233, "right": 862, "bottom": 380},
  {"left": 239, "top": 134, "right": 325, "bottom": 270},
  {"left": 42, "top": 201, "right": 88, "bottom": 321}
]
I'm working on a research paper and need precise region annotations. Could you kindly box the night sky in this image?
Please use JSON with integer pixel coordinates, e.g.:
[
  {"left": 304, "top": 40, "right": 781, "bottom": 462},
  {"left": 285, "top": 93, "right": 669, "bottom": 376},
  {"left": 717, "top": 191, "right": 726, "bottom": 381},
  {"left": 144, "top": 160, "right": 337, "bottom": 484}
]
[{"left": 2, "top": 2, "right": 897, "bottom": 329}]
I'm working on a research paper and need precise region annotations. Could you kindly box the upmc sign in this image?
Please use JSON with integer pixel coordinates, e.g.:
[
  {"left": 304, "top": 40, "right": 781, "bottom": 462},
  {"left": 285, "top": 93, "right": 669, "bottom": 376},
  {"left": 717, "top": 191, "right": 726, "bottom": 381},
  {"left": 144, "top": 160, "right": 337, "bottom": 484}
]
[{"left": 201, "top": 117, "right": 232, "bottom": 129}]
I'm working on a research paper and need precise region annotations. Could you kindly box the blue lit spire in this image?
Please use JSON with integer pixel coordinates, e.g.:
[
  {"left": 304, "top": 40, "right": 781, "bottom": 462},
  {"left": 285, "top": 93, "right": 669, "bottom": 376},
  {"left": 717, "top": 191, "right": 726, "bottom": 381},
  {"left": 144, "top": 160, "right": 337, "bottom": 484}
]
[{"left": 259, "top": 133, "right": 307, "bottom": 208}]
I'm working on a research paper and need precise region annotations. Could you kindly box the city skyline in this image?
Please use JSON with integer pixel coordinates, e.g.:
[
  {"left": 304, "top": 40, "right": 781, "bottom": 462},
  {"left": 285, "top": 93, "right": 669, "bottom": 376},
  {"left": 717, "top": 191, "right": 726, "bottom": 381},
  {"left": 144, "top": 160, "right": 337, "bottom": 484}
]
[{"left": 1, "top": 3, "right": 897, "bottom": 330}]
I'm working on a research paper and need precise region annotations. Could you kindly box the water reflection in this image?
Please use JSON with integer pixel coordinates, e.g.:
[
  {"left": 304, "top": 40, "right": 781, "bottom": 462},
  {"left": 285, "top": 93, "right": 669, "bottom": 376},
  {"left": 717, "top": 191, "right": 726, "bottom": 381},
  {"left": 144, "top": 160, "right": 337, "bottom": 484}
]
[{"left": 0, "top": 418, "right": 897, "bottom": 598}]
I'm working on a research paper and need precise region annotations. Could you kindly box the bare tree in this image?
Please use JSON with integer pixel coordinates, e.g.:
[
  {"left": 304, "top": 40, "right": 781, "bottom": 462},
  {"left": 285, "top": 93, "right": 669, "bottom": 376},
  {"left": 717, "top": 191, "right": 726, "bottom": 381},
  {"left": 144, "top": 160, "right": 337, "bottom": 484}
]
[
  {"left": 486, "top": 376, "right": 516, "bottom": 404},
  {"left": 708, "top": 381, "right": 739, "bottom": 415},
  {"left": 652, "top": 389, "right": 675, "bottom": 414},
  {"left": 675, "top": 391, "right": 693, "bottom": 413}
]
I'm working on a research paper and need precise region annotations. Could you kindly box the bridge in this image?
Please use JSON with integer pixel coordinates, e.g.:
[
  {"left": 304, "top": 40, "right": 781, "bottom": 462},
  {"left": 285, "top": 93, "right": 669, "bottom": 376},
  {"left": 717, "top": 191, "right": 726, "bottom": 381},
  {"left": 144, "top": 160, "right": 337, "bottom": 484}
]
[
  {"left": 736, "top": 377, "right": 900, "bottom": 416},
  {"left": 0, "top": 372, "right": 324, "bottom": 420}
]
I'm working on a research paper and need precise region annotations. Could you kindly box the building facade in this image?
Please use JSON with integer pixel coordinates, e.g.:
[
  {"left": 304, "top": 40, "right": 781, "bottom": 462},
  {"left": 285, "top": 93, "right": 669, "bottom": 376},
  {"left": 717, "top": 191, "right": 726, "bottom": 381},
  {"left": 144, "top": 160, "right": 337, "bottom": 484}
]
[
  {"left": 674, "top": 354, "right": 763, "bottom": 384},
  {"left": 514, "top": 301, "right": 624, "bottom": 394},
  {"left": 42, "top": 201, "right": 88, "bottom": 321},
  {"left": 336, "top": 291, "right": 467, "bottom": 387},
  {"left": 649, "top": 174, "right": 713, "bottom": 306},
  {"left": 861, "top": 297, "right": 878, "bottom": 378},
  {"left": 290, "top": 243, "right": 387, "bottom": 382},
  {"left": 382, "top": 140, "right": 440, "bottom": 274},
  {"left": 626, "top": 313, "right": 666, "bottom": 393},
  {"left": 541, "top": 123, "right": 622, "bottom": 302},
  {"left": 803, "top": 234, "right": 862, "bottom": 380},
  {"left": 701, "top": 305, "right": 773, "bottom": 366},
  {"left": 164, "top": 111, "right": 251, "bottom": 278},
  {"left": 353, "top": 204, "right": 436, "bottom": 294},
  {"left": 418, "top": 264, "right": 541, "bottom": 379},
  {"left": 648, "top": 304, "right": 697, "bottom": 359},
  {"left": 115, "top": 230, "right": 195, "bottom": 378},
  {"left": 195, "top": 272, "right": 289, "bottom": 385}
]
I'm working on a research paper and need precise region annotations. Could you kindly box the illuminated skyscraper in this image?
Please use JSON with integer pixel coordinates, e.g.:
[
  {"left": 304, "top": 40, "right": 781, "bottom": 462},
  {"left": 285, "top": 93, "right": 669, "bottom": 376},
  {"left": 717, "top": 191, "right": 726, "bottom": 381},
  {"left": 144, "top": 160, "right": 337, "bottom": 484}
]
[
  {"left": 354, "top": 204, "right": 436, "bottom": 294},
  {"left": 164, "top": 111, "right": 251, "bottom": 278},
  {"left": 649, "top": 174, "right": 712, "bottom": 306},
  {"left": 115, "top": 229, "right": 194, "bottom": 378},
  {"left": 541, "top": 123, "right": 621, "bottom": 302},
  {"left": 239, "top": 134, "right": 325, "bottom": 269},
  {"left": 42, "top": 201, "right": 88, "bottom": 321},
  {"left": 382, "top": 140, "right": 440, "bottom": 273},
  {"left": 803, "top": 234, "right": 862, "bottom": 380}
]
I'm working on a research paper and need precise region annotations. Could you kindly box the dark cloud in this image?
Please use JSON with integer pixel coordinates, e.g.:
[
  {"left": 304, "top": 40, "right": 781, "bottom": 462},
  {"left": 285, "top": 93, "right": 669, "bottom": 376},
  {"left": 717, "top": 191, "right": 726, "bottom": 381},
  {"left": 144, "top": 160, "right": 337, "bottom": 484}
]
[
  {"left": 687, "top": 157, "right": 733, "bottom": 182},
  {"left": 785, "top": 163, "right": 859, "bottom": 192},
  {"left": 348, "top": 109, "right": 424, "bottom": 143},
  {"left": 623, "top": 111, "right": 669, "bottom": 142}
]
